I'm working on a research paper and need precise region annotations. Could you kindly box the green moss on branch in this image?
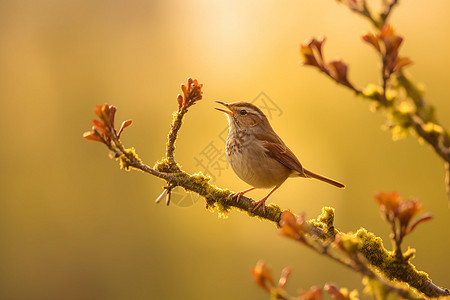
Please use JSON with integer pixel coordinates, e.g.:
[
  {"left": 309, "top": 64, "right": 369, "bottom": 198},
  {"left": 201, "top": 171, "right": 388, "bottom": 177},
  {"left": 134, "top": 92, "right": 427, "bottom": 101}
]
[{"left": 356, "top": 228, "right": 448, "bottom": 298}]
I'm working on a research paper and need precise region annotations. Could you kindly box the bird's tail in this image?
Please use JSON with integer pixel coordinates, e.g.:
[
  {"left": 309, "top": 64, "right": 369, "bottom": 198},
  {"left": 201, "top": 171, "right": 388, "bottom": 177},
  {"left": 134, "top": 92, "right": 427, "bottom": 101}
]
[{"left": 303, "top": 168, "right": 345, "bottom": 188}]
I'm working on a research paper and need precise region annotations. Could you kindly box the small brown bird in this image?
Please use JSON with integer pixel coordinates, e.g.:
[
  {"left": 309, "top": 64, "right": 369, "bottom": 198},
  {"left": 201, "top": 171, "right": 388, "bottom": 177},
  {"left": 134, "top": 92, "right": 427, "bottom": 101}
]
[{"left": 215, "top": 101, "right": 345, "bottom": 213}]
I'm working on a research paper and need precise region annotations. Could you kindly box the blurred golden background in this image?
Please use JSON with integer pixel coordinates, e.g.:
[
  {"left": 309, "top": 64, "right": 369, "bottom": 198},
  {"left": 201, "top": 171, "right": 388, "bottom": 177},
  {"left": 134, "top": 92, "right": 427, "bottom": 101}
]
[{"left": 1, "top": 0, "right": 449, "bottom": 299}]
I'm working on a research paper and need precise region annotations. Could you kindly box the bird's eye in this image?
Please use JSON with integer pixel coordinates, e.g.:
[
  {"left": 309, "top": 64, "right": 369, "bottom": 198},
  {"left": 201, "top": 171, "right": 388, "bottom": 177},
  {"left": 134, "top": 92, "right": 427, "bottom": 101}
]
[{"left": 239, "top": 109, "right": 247, "bottom": 116}]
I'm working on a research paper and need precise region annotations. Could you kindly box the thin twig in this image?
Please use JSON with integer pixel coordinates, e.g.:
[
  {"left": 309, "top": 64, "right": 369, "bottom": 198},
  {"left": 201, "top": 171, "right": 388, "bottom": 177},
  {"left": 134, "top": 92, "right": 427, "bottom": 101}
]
[
  {"left": 319, "top": 66, "right": 363, "bottom": 95},
  {"left": 407, "top": 114, "right": 450, "bottom": 162},
  {"left": 395, "top": 71, "right": 429, "bottom": 114},
  {"left": 380, "top": 55, "right": 394, "bottom": 107},
  {"left": 338, "top": 0, "right": 399, "bottom": 29},
  {"left": 166, "top": 107, "right": 187, "bottom": 166},
  {"left": 380, "top": 0, "right": 399, "bottom": 25}
]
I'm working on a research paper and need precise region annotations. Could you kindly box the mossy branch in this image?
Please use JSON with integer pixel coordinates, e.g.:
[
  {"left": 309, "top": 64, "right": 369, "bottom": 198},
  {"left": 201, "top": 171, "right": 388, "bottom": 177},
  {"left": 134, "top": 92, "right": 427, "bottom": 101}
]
[
  {"left": 277, "top": 208, "right": 449, "bottom": 299},
  {"left": 153, "top": 158, "right": 283, "bottom": 223},
  {"left": 83, "top": 78, "right": 448, "bottom": 298},
  {"left": 356, "top": 228, "right": 449, "bottom": 298},
  {"left": 166, "top": 107, "right": 187, "bottom": 167},
  {"left": 295, "top": 1, "right": 450, "bottom": 296},
  {"left": 82, "top": 80, "right": 283, "bottom": 225},
  {"left": 302, "top": 1, "right": 450, "bottom": 202}
]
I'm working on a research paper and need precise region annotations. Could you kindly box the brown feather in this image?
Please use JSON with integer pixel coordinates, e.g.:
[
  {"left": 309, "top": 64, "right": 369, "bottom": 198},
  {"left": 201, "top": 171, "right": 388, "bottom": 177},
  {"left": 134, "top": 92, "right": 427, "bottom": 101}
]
[
  {"left": 256, "top": 132, "right": 345, "bottom": 189},
  {"left": 303, "top": 168, "right": 345, "bottom": 188},
  {"left": 255, "top": 132, "right": 306, "bottom": 177}
]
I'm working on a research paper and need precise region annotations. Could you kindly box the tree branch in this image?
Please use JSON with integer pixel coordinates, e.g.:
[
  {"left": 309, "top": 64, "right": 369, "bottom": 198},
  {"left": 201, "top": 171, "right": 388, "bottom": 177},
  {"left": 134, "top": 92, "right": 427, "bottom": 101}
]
[
  {"left": 279, "top": 208, "right": 449, "bottom": 298},
  {"left": 380, "top": 0, "right": 399, "bottom": 26},
  {"left": 301, "top": 7, "right": 450, "bottom": 201},
  {"left": 336, "top": 0, "right": 399, "bottom": 29},
  {"left": 166, "top": 107, "right": 187, "bottom": 167},
  {"left": 83, "top": 77, "right": 449, "bottom": 298},
  {"left": 83, "top": 81, "right": 284, "bottom": 225}
]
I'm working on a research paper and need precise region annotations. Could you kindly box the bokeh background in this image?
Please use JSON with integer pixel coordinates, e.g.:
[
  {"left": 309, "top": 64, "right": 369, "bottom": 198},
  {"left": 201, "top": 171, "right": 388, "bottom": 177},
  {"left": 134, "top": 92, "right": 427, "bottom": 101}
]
[{"left": 1, "top": 0, "right": 449, "bottom": 299}]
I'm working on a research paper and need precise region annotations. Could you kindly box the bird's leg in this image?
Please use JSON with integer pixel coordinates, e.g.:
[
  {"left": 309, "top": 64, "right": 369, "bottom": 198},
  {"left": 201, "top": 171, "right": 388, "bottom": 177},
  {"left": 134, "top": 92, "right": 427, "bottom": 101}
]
[
  {"left": 252, "top": 185, "right": 280, "bottom": 214},
  {"left": 232, "top": 187, "right": 256, "bottom": 203}
]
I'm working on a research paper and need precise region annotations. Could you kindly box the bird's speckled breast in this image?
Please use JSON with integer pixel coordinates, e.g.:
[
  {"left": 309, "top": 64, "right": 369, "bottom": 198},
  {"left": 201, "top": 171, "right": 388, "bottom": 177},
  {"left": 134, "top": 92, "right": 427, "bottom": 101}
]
[{"left": 226, "top": 131, "right": 291, "bottom": 188}]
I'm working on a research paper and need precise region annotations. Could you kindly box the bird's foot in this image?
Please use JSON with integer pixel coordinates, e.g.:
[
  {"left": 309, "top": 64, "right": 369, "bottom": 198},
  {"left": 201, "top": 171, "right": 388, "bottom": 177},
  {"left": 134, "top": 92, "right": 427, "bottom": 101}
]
[
  {"left": 231, "top": 191, "right": 244, "bottom": 203},
  {"left": 250, "top": 185, "right": 280, "bottom": 215},
  {"left": 252, "top": 198, "right": 267, "bottom": 214},
  {"left": 231, "top": 187, "right": 256, "bottom": 203}
]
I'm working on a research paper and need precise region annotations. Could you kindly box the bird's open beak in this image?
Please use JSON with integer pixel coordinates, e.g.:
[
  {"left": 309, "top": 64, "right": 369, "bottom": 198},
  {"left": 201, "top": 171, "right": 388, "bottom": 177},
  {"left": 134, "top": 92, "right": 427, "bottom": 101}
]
[{"left": 214, "top": 101, "right": 232, "bottom": 115}]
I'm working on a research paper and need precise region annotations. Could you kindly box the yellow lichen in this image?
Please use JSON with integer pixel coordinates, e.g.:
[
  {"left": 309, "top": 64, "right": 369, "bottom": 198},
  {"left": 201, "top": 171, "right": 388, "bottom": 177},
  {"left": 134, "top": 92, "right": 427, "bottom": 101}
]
[
  {"left": 397, "top": 100, "right": 415, "bottom": 114},
  {"left": 338, "top": 232, "right": 361, "bottom": 253},
  {"left": 308, "top": 207, "right": 337, "bottom": 239},
  {"left": 259, "top": 203, "right": 283, "bottom": 225},
  {"left": 118, "top": 147, "right": 141, "bottom": 171},
  {"left": 385, "top": 89, "right": 398, "bottom": 102},
  {"left": 153, "top": 157, "right": 180, "bottom": 173},
  {"left": 390, "top": 125, "right": 409, "bottom": 141},
  {"left": 317, "top": 207, "right": 334, "bottom": 226},
  {"left": 363, "top": 84, "right": 383, "bottom": 100},
  {"left": 339, "top": 287, "right": 359, "bottom": 300},
  {"left": 356, "top": 228, "right": 435, "bottom": 297},
  {"left": 362, "top": 276, "right": 390, "bottom": 300},
  {"left": 212, "top": 195, "right": 232, "bottom": 218},
  {"left": 423, "top": 122, "right": 444, "bottom": 134}
]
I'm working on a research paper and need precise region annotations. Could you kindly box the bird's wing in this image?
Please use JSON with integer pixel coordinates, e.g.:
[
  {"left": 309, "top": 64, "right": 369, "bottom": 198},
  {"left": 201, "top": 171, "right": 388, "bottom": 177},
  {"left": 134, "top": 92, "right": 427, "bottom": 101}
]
[{"left": 255, "top": 132, "right": 306, "bottom": 177}]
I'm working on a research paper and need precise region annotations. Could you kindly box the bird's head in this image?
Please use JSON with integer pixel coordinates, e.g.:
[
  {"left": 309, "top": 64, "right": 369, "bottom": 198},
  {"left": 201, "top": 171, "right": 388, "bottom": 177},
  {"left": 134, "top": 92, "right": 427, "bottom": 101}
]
[{"left": 215, "top": 101, "right": 272, "bottom": 132}]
